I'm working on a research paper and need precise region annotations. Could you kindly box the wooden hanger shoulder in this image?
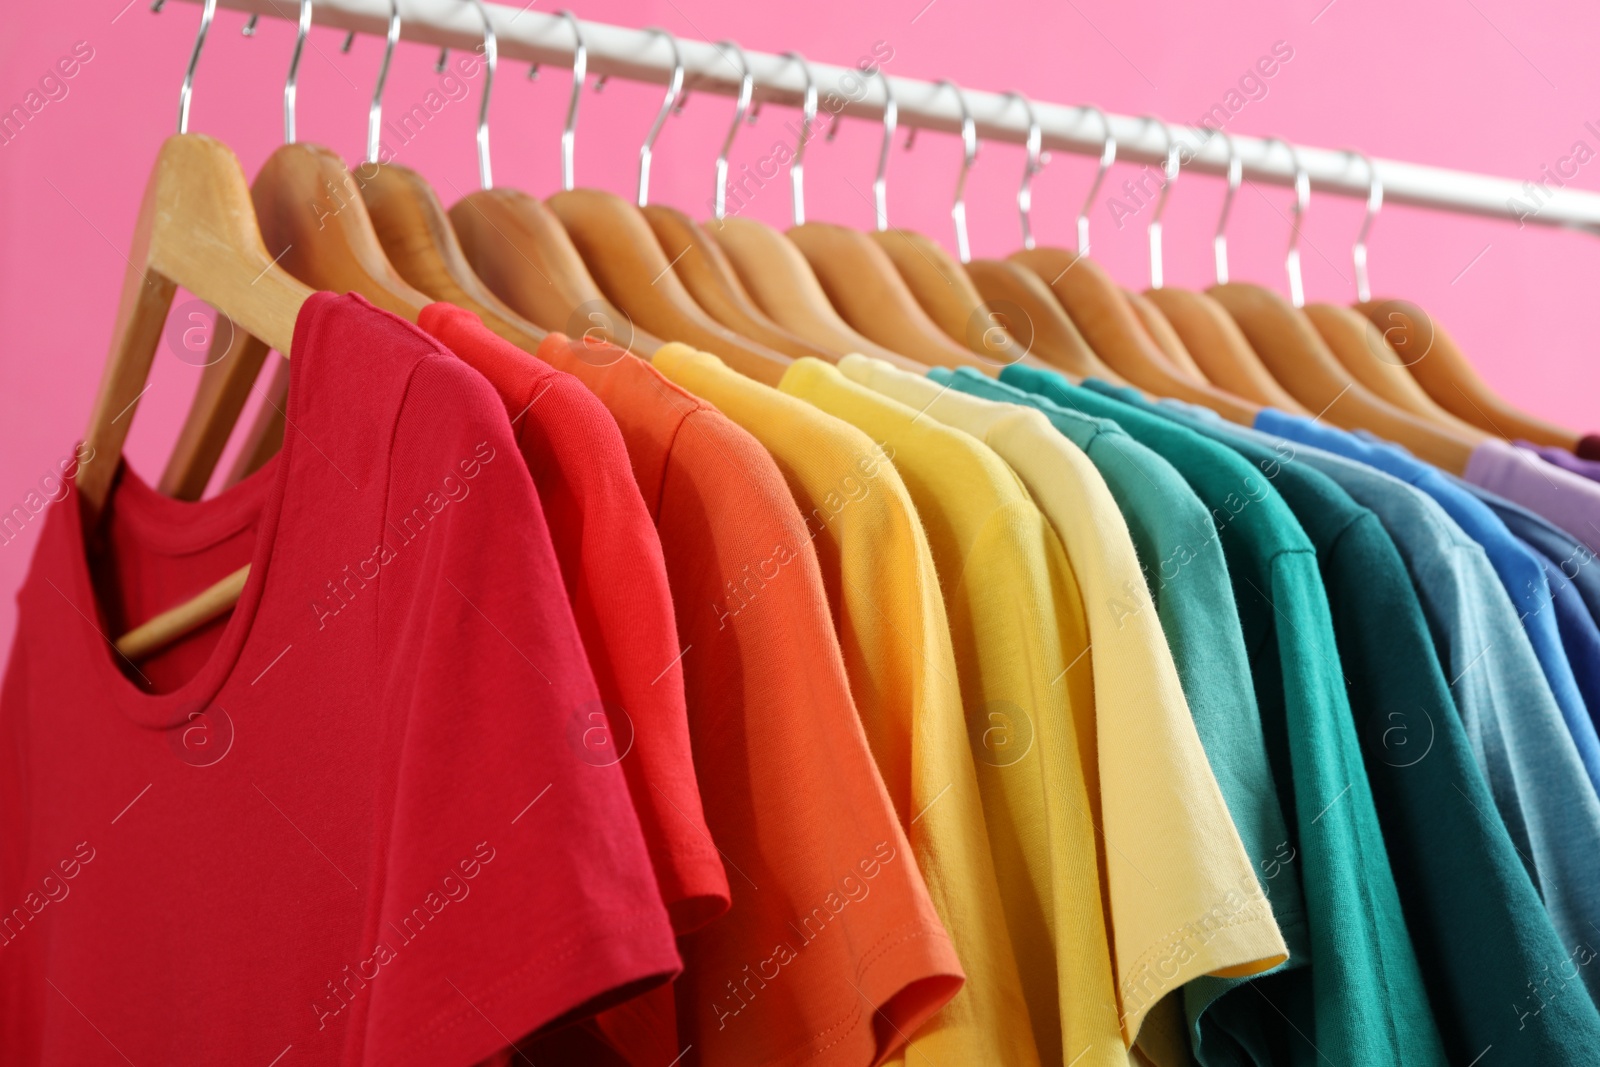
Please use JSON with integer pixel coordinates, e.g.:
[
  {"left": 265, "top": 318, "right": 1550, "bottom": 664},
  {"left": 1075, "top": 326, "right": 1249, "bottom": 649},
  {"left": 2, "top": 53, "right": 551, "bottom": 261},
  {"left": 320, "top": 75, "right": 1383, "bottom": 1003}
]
[
  {"left": 1010, "top": 246, "right": 1259, "bottom": 423},
  {"left": 1356, "top": 298, "right": 1579, "bottom": 448},
  {"left": 706, "top": 217, "right": 904, "bottom": 365},
  {"left": 643, "top": 205, "right": 834, "bottom": 361},
  {"left": 789, "top": 222, "right": 992, "bottom": 371},
  {"left": 548, "top": 187, "right": 789, "bottom": 384},
  {"left": 1305, "top": 302, "right": 1485, "bottom": 437},
  {"left": 448, "top": 187, "right": 657, "bottom": 354},
  {"left": 871, "top": 229, "right": 1025, "bottom": 366},
  {"left": 966, "top": 258, "right": 1121, "bottom": 383},
  {"left": 1123, "top": 287, "right": 1206, "bottom": 379},
  {"left": 358, "top": 163, "right": 546, "bottom": 351},
  {"left": 1143, "top": 286, "right": 1309, "bottom": 413}
]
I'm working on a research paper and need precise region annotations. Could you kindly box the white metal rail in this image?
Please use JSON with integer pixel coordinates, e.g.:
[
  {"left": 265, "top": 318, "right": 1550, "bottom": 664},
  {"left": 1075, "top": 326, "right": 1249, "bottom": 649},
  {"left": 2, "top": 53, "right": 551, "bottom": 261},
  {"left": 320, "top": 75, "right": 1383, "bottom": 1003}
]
[{"left": 170, "top": 0, "right": 1600, "bottom": 235}]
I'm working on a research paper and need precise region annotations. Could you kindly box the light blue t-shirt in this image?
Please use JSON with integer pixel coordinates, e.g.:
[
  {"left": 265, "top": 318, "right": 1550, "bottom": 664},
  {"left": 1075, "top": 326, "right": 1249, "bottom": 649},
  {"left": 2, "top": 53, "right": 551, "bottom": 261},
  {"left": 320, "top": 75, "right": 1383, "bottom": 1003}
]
[{"left": 1256, "top": 411, "right": 1600, "bottom": 802}]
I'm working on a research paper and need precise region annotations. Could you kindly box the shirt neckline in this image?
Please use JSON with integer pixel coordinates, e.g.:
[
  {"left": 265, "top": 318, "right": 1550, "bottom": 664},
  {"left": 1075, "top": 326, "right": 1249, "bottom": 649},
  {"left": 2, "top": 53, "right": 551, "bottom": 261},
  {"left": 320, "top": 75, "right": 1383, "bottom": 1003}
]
[{"left": 60, "top": 293, "right": 325, "bottom": 730}]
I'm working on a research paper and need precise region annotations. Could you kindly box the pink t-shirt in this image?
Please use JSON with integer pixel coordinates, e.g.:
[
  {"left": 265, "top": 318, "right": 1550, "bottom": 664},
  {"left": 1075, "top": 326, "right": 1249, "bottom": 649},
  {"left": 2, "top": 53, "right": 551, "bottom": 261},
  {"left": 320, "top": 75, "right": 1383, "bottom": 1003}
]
[{"left": 0, "top": 293, "right": 679, "bottom": 1065}]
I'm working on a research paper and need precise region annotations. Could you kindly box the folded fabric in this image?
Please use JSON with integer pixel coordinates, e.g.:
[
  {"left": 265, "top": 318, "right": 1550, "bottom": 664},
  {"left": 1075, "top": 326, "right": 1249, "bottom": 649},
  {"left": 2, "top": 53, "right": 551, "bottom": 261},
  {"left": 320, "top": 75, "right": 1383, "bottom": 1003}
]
[{"left": 1520, "top": 440, "right": 1600, "bottom": 484}]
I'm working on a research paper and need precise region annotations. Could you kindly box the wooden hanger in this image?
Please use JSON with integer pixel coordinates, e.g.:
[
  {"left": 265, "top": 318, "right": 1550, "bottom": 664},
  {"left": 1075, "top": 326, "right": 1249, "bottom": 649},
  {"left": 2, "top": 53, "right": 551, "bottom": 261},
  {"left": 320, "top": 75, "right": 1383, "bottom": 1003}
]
[
  {"left": 162, "top": 3, "right": 429, "bottom": 501},
  {"left": 1303, "top": 152, "right": 1485, "bottom": 438},
  {"left": 1005, "top": 108, "right": 1258, "bottom": 422},
  {"left": 1207, "top": 140, "right": 1477, "bottom": 470},
  {"left": 959, "top": 94, "right": 1122, "bottom": 383},
  {"left": 546, "top": 32, "right": 788, "bottom": 383},
  {"left": 91, "top": 2, "right": 312, "bottom": 660},
  {"left": 1357, "top": 298, "right": 1580, "bottom": 448},
  {"left": 1132, "top": 124, "right": 1308, "bottom": 411},
  {"left": 439, "top": 47, "right": 648, "bottom": 351},
  {"left": 788, "top": 69, "right": 998, "bottom": 370},
  {"left": 647, "top": 207, "right": 833, "bottom": 359},
  {"left": 708, "top": 217, "right": 909, "bottom": 363},
  {"left": 1123, "top": 288, "right": 1207, "bottom": 379},
  {"left": 621, "top": 37, "right": 830, "bottom": 362}
]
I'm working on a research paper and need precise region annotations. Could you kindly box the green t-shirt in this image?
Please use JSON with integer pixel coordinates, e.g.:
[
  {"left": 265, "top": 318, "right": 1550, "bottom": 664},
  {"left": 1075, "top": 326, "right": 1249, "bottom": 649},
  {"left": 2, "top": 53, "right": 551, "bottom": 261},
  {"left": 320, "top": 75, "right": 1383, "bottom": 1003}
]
[
  {"left": 1138, "top": 396, "right": 1600, "bottom": 1064},
  {"left": 927, "top": 366, "right": 1304, "bottom": 1061},
  {"left": 1002, "top": 364, "right": 1446, "bottom": 1067}
]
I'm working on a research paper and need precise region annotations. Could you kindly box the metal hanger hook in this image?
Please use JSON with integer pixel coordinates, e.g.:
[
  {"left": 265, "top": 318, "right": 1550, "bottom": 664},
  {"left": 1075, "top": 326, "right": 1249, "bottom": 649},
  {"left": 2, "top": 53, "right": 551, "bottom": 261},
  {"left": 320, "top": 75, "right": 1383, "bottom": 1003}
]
[
  {"left": 1005, "top": 91, "right": 1044, "bottom": 251},
  {"left": 1141, "top": 113, "right": 1183, "bottom": 289},
  {"left": 365, "top": 0, "right": 400, "bottom": 164},
  {"left": 873, "top": 66, "right": 898, "bottom": 231},
  {"left": 177, "top": 0, "right": 217, "bottom": 134},
  {"left": 711, "top": 40, "right": 754, "bottom": 222},
  {"left": 1213, "top": 127, "right": 1242, "bottom": 285},
  {"left": 636, "top": 28, "right": 683, "bottom": 207},
  {"left": 1075, "top": 105, "right": 1116, "bottom": 256},
  {"left": 557, "top": 11, "right": 586, "bottom": 192},
  {"left": 468, "top": 0, "right": 496, "bottom": 188},
  {"left": 284, "top": 0, "right": 311, "bottom": 144},
  {"left": 1349, "top": 148, "right": 1383, "bottom": 302},
  {"left": 1265, "top": 136, "right": 1310, "bottom": 307},
  {"left": 935, "top": 79, "right": 977, "bottom": 263},
  {"left": 784, "top": 51, "right": 818, "bottom": 226}
]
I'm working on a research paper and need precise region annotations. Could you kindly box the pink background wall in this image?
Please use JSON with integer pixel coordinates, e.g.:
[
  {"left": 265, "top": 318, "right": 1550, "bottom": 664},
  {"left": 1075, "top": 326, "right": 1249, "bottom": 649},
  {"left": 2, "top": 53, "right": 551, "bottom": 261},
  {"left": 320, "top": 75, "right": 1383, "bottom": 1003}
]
[{"left": 2, "top": 0, "right": 1598, "bottom": 663}]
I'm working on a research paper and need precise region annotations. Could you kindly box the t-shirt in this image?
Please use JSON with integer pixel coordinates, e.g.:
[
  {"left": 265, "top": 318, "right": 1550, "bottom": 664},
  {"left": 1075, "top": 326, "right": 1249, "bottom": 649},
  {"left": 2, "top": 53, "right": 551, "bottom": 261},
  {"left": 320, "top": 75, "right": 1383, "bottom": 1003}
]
[
  {"left": 650, "top": 343, "right": 1036, "bottom": 1067},
  {"left": 1465, "top": 438, "right": 1600, "bottom": 553},
  {"left": 782, "top": 357, "right": 1127, "bottom": 1067},
  {"left": 932, "top": 369, "right": 1307, "bottom": 1066},
  {"left": 417, "top": 303, "right": 727, "bottom": 935},
  {"left": 1467, "top": 488, "right": 1600, "bottom": 635},
  {"left": 1145, "top": 404, "right": 1600, "bottom": 1062},
  {"left": 0, "top": 293, "right": 681, "bottom": 1065},
  {"left": 1005, "top": 365, "right": 1446, "bottom": 1067},
  {"left": 1258, "top": 414, "right": 1600, "bottom": 802},
  {"left": 1191, "top": 418, "right": 1600, "bottom": 1010},
  {"left": 1520, "top": 441, "right": 1600, "bottom": 484},
  {"left": 846, "top": 356, "right": 1288, "bottom": 1041},
  {"left": 531, "top": 336, "right": 962, "bottom": 1067}
]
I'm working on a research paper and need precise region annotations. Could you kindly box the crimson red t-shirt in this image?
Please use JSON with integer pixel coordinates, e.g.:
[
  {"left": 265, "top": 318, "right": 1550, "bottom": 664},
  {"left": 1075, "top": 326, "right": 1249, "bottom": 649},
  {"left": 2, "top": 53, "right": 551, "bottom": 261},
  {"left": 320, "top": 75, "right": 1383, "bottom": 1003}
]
[
  {"left": 416, "top": 302, "right": 727, "bottom": 935},
  {"left": 0, "top": 293, "right": 678, "bottom": 1065}
]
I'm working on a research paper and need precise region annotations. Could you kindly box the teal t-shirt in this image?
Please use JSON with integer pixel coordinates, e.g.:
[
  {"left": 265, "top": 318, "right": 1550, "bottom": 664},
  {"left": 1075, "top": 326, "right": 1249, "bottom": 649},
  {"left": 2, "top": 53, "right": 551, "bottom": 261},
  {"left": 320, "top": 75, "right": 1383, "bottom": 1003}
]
[
  {"left": 1138, "top": 398, "right": 1600, "bottom": 1063},
  {"left": 927, "top": 366, "right": 1305, "bottom": 1062},
  {"left": 1002, "top": 364, "right": 1446, "bottom": 1067}
]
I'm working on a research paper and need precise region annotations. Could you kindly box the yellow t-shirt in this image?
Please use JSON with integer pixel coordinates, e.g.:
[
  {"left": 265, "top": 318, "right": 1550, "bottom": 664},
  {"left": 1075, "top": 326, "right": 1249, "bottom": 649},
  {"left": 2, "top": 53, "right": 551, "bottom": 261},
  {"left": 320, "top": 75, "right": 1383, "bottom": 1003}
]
[
  {"left": 783, "top": 356, "right": 1127, "bottom": 1067},
  {"left": 653, "top": 344, "right": 1039, "bottom": 1066},
  {"left": 841, "top": 355, "right": 1289, "bottom": 1045}
]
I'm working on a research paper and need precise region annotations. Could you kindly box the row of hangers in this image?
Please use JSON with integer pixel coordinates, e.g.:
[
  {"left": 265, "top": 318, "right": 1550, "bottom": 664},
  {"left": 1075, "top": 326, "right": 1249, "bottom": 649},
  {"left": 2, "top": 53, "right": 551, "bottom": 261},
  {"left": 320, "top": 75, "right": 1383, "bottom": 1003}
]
[{"left": 89, "top": 0, "right": 1581, "bottom": 666}]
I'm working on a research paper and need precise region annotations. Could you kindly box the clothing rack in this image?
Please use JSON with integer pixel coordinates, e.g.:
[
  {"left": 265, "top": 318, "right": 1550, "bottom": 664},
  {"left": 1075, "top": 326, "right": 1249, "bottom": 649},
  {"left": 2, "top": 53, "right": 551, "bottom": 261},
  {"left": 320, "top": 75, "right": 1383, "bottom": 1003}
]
[{"left": 169, "top": 0, "right": 1600, "bottom": 235}]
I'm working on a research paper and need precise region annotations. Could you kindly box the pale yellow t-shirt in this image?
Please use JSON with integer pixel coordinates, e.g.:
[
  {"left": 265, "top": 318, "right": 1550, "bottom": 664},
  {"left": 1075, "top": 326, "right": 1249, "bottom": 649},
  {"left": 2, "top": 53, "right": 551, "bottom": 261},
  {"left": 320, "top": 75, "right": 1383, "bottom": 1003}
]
[
  {"left": 783, "top": 357, "right": 1127, "bottom": 1067},
  {"left": 841, "top": 355, "right": 1289, "bottom": 1046},
  {"left": 653, "top": 344, "right": 1040, "bottom": 1066}
]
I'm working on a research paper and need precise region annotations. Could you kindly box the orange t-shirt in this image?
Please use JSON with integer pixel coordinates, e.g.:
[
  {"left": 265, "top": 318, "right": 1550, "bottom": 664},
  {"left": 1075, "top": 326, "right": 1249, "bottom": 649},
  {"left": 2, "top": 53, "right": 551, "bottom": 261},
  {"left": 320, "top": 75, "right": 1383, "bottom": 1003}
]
[
  {"left": 419, "top": 302, "right": 727, "bottom": 935},
  {"left": 532, "top": 333, "right": 963, "bottom": 1067}
]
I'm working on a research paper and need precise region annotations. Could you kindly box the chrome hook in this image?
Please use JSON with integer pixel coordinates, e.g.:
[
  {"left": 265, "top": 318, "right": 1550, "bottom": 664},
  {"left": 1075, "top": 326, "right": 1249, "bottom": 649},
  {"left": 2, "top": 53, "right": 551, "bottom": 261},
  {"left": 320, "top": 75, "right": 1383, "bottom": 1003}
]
[
  {"left": 1141, "top": 113, "right": 1182, "bottom": 290},
  {"left": 366, "top": 0, "right": 400, "bottom": 164},
  {"left": 785, "top": 51, "right": 818, "bottom": 226},
  {"left": 557, "top": 10, "right": 585, "bottom": 192},
  {"left": 1350, "top": 148, "right": 1383, "bottom": 302},
  {"left": 1213, "top": 128, "right": 1242, "bottom": 285},
  {"left": 1005, "top": 91, "right": 1044, "bottom": 250},
  {"left": 936, "top": 80, "right": 978, "bottom": 263},
  {"left": 1264, "top": 136, "right": 1310, "bottom": 307},
  {"left": 711, "top": 40, "right": 754, "bottom": 222},
  {"left": 636, "top": 28, "right": 683, "bottom": 207},
  {"left": 873, "top": 67, "right": 898, "bottom": 231},
  {"left": 1076, "top": 105, "right": 1116, "bottom": 255},
  {"left": 176, "top": 0, "right": 216, "bottom": 133},
  {"left": 284, "top": 0, "right": 311, "bottom": 144},
  {"left": 468, "top": 0, "right": 496, "bottom": 188}
]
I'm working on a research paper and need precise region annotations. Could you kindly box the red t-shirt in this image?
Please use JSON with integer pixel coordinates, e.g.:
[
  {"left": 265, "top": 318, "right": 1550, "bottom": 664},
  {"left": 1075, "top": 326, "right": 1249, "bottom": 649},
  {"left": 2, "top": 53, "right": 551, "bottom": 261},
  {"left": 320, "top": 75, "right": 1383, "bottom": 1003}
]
[
  {"left": 527, "top": 335, "right": 963, "bottom": 1067},
  {"left": 416, "top": 303, "right": 727, "bottom": 935},
  {"left": 0, "top": 294, "right": 679, "bottom": 1065}
]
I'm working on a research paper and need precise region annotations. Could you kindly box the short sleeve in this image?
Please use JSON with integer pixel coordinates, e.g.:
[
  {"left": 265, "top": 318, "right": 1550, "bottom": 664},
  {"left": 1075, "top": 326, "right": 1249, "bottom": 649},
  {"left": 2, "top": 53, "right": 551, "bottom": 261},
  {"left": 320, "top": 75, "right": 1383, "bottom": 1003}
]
[{"left": 361, "top": 355, "right": 679, "bottom": 1067}]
